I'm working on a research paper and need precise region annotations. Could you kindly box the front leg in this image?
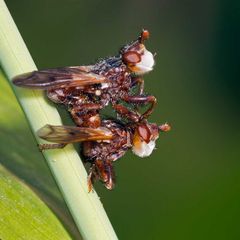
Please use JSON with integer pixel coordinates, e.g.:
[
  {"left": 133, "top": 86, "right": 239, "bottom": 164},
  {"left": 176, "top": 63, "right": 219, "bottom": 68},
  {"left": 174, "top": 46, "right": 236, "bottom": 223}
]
[
  {"left": 130, "top": 77, "right": 145, "bottom": 113},
  {"left": 123, "top": 95, "right": 157, "bottom": 119},
  {"left": 131, "top": 76, "right": 145, "bottom": 95},
  {"left": 113, "top": 104, "right": 141, "bottom": 122}
]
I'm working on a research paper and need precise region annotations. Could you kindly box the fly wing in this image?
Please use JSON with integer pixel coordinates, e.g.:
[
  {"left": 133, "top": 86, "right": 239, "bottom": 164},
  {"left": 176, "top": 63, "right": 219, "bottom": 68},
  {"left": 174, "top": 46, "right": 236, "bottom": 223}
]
[
  {"left": 37, "top": 124, "right": 114, "bottom": 143},
  {"left": 13, "top": 66, "right": 108, "bottom": 90}
]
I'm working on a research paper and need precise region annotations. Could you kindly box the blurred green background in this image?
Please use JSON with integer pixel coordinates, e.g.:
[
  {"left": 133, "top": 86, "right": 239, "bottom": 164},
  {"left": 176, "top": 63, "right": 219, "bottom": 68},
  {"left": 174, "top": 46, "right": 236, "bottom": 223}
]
[{"left": 1, "top": 0, "right": 239, "bottom": 239}]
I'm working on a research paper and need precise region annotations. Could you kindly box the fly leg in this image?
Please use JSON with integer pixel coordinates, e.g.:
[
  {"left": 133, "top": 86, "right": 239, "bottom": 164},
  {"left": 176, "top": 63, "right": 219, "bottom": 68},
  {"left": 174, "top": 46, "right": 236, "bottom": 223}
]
[
  {"left": 70, "top": 103, "right": 102, "bottom": 128},
  {"left": 113, "top": 104, "right": 141, "bottom": 122},
  {"left": 130, "top": 77, "right": 145, "bottom": 113},
  {"left": 137, "top": 78, "right": 144, "bottom": 95},
  {"left": 131, "top": 76, "right": 144, "bottom": 95},
  {"left": 87, "top": 163, "right": 98, "bottom": 192},
  {"left": 123, "top": 95, "right": 157, "bottom": 120},
  {"left": 87, "top": 159, "right": 115, "bottom": 191},
  {"left": 114, "top": 95, "right": 157, "bottom": 122},
  {"left": 100, "top": 159, "right": 115, "bottom": 190},
  {"left": 38, "top": 143, "right": 67, "bottom": 151},
  {"left": 97, "top": 159, "right": 116, "bottom": 190}
]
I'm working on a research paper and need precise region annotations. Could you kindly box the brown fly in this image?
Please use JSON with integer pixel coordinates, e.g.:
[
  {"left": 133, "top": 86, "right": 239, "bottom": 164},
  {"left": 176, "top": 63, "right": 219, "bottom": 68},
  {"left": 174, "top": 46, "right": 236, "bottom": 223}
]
[
  {"left": 13, "top": 30, "right": 157, "bottom": 128},
  {"left": 37, "top": 120, "right": 170, "bottom": 191}
]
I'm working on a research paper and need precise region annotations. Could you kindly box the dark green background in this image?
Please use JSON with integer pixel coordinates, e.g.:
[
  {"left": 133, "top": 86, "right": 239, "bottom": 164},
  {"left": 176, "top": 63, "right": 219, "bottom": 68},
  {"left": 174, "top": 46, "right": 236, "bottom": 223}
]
[{"left": 1, "top": 0, "right": 240, "bottom": 239}]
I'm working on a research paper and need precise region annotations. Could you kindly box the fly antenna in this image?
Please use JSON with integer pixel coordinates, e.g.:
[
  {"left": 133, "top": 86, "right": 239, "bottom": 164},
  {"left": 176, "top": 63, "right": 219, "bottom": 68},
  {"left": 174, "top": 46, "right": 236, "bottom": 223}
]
[{"left": 158, "top": 123, "right": 171, "bottom": 132}]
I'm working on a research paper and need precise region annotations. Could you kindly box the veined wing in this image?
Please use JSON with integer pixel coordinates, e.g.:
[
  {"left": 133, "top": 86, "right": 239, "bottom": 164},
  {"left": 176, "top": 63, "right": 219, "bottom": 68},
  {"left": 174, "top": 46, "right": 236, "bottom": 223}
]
[
  {"left": 13, "top": 66, "right": 108, "bottom": 89},
  {"left": 37, "top": 124, "right": 113, "bottom": 143}
]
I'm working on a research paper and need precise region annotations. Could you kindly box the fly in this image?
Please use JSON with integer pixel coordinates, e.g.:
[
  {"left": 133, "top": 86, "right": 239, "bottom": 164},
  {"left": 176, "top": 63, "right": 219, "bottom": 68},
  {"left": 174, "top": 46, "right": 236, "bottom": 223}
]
[
  {"left": 13, "top": 30, "right": 157, "bottom": 128},
  {"left": 37, "top": 120, "right": 171, "bottom": 191}
]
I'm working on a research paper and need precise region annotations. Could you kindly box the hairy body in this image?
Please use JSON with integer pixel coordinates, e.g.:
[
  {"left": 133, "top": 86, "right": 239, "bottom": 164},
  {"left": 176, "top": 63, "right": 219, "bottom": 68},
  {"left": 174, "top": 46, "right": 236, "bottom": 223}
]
[{"left": 13, "top": 30, "right": 157, "bottom": 128}]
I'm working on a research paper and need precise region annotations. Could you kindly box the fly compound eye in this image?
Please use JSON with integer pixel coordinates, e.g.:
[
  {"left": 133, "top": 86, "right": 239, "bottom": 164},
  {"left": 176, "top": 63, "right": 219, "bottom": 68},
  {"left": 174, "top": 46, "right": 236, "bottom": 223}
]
[
  {"left": 132, "top": 124, "right": 157, "bottom": 158},
  {"left": 122, "top": 51, "right": 141, "bottom": 64},
  {"left": 137, "top": 124, "right": 151, "bottom": 143}
]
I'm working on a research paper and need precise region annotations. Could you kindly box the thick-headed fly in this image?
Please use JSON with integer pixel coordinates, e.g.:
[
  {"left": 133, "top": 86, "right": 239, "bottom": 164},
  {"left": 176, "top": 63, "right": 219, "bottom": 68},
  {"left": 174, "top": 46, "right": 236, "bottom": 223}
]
[
  {"left": 13, "top": 30, "right": 156, "bottom": 128},
  {"left": 37, "top": 120, "right": 170, "bottom": 191}
]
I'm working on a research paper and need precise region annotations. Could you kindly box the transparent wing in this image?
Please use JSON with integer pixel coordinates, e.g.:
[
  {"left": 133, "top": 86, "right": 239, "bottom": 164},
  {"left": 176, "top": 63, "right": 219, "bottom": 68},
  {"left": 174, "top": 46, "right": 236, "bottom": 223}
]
[
  {"left": 13, "top": 66, "right": 108, "bottom": 90},
  {"left": 37, "top": 124, "right": 113, "bottom": 143}
]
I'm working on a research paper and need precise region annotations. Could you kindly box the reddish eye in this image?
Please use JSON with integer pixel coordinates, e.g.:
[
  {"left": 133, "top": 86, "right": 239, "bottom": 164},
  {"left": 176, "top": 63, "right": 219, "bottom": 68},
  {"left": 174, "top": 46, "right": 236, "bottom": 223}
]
[
  {"left": 122, "top": 51, "right": 141, "bottom": 64},
  {"left": 137, "top": 124, "right": 151, "bottom": 143}
]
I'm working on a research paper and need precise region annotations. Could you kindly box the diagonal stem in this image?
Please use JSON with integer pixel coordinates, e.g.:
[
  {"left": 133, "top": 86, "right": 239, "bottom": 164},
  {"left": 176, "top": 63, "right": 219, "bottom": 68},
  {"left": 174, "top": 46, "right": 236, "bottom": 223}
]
[{"left": 0, "top": 1, "right": 118, "bottom": 239}]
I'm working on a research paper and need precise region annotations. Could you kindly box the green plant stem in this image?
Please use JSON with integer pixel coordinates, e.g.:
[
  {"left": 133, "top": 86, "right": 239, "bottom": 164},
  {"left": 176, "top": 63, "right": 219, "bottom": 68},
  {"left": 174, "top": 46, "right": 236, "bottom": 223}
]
[{"left": 0, "top": 1, "right": 118, "bottom": 239}]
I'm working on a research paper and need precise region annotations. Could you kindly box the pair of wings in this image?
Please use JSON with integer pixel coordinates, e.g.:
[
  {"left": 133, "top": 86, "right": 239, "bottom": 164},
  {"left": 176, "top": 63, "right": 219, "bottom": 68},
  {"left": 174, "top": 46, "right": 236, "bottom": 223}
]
[
  {"left": 37, "top": 124, "right": 114, "bottom": 143},
  {"left": 14, "top": 67, "right": 114, "bottom": 143},
  {"left": 13, "top": 66, "right": 108, "bottom": 89}
]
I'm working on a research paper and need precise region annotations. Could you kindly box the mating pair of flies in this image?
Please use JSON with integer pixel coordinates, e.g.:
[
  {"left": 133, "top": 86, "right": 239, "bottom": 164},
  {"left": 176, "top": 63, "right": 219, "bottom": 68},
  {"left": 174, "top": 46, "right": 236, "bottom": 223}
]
[{"left": 13, "top": 30, "right": 170, "bottom": 191}]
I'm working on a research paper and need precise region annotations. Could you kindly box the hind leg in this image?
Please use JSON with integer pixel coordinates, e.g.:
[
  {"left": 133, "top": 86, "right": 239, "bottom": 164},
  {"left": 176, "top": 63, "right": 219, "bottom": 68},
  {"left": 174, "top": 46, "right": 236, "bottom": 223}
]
[
  {"left": 38, "top": 143, "right": 67, "bottom": 151},
  {"left": 87, "top": 159, "right": 115, "bottom": 191}
]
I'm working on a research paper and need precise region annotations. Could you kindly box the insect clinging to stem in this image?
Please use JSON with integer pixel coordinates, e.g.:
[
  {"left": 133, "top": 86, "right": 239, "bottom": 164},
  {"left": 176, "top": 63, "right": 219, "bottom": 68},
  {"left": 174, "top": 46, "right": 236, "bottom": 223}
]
[
  {"left": 13, "top": 30, "right": 157, "bottom": 128},
  {"left": 12, "top": 29, "right": 171, "bottom": 191},
  {"left": 37, "top": 120, "right": 171, "bottom": 190}
]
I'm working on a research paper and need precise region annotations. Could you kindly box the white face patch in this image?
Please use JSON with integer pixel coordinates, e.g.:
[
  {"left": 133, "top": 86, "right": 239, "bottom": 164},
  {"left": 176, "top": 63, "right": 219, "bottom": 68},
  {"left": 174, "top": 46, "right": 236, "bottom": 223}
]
[
  {"left": 135, "top": 49, "right": 155, "bottom": 74},
  {"left": 132, "top": 140, "right": 156, "bottom": 158}
]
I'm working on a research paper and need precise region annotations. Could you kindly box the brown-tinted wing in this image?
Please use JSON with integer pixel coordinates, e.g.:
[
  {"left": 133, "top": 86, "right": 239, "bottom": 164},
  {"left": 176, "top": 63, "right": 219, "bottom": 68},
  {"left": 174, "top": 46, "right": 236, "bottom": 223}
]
[
  {"left": 13, "top": 66, "right": 108, "bottom": 90},
  {"left": 37, "top": 124, "right": 113, "bottom": 143}
]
